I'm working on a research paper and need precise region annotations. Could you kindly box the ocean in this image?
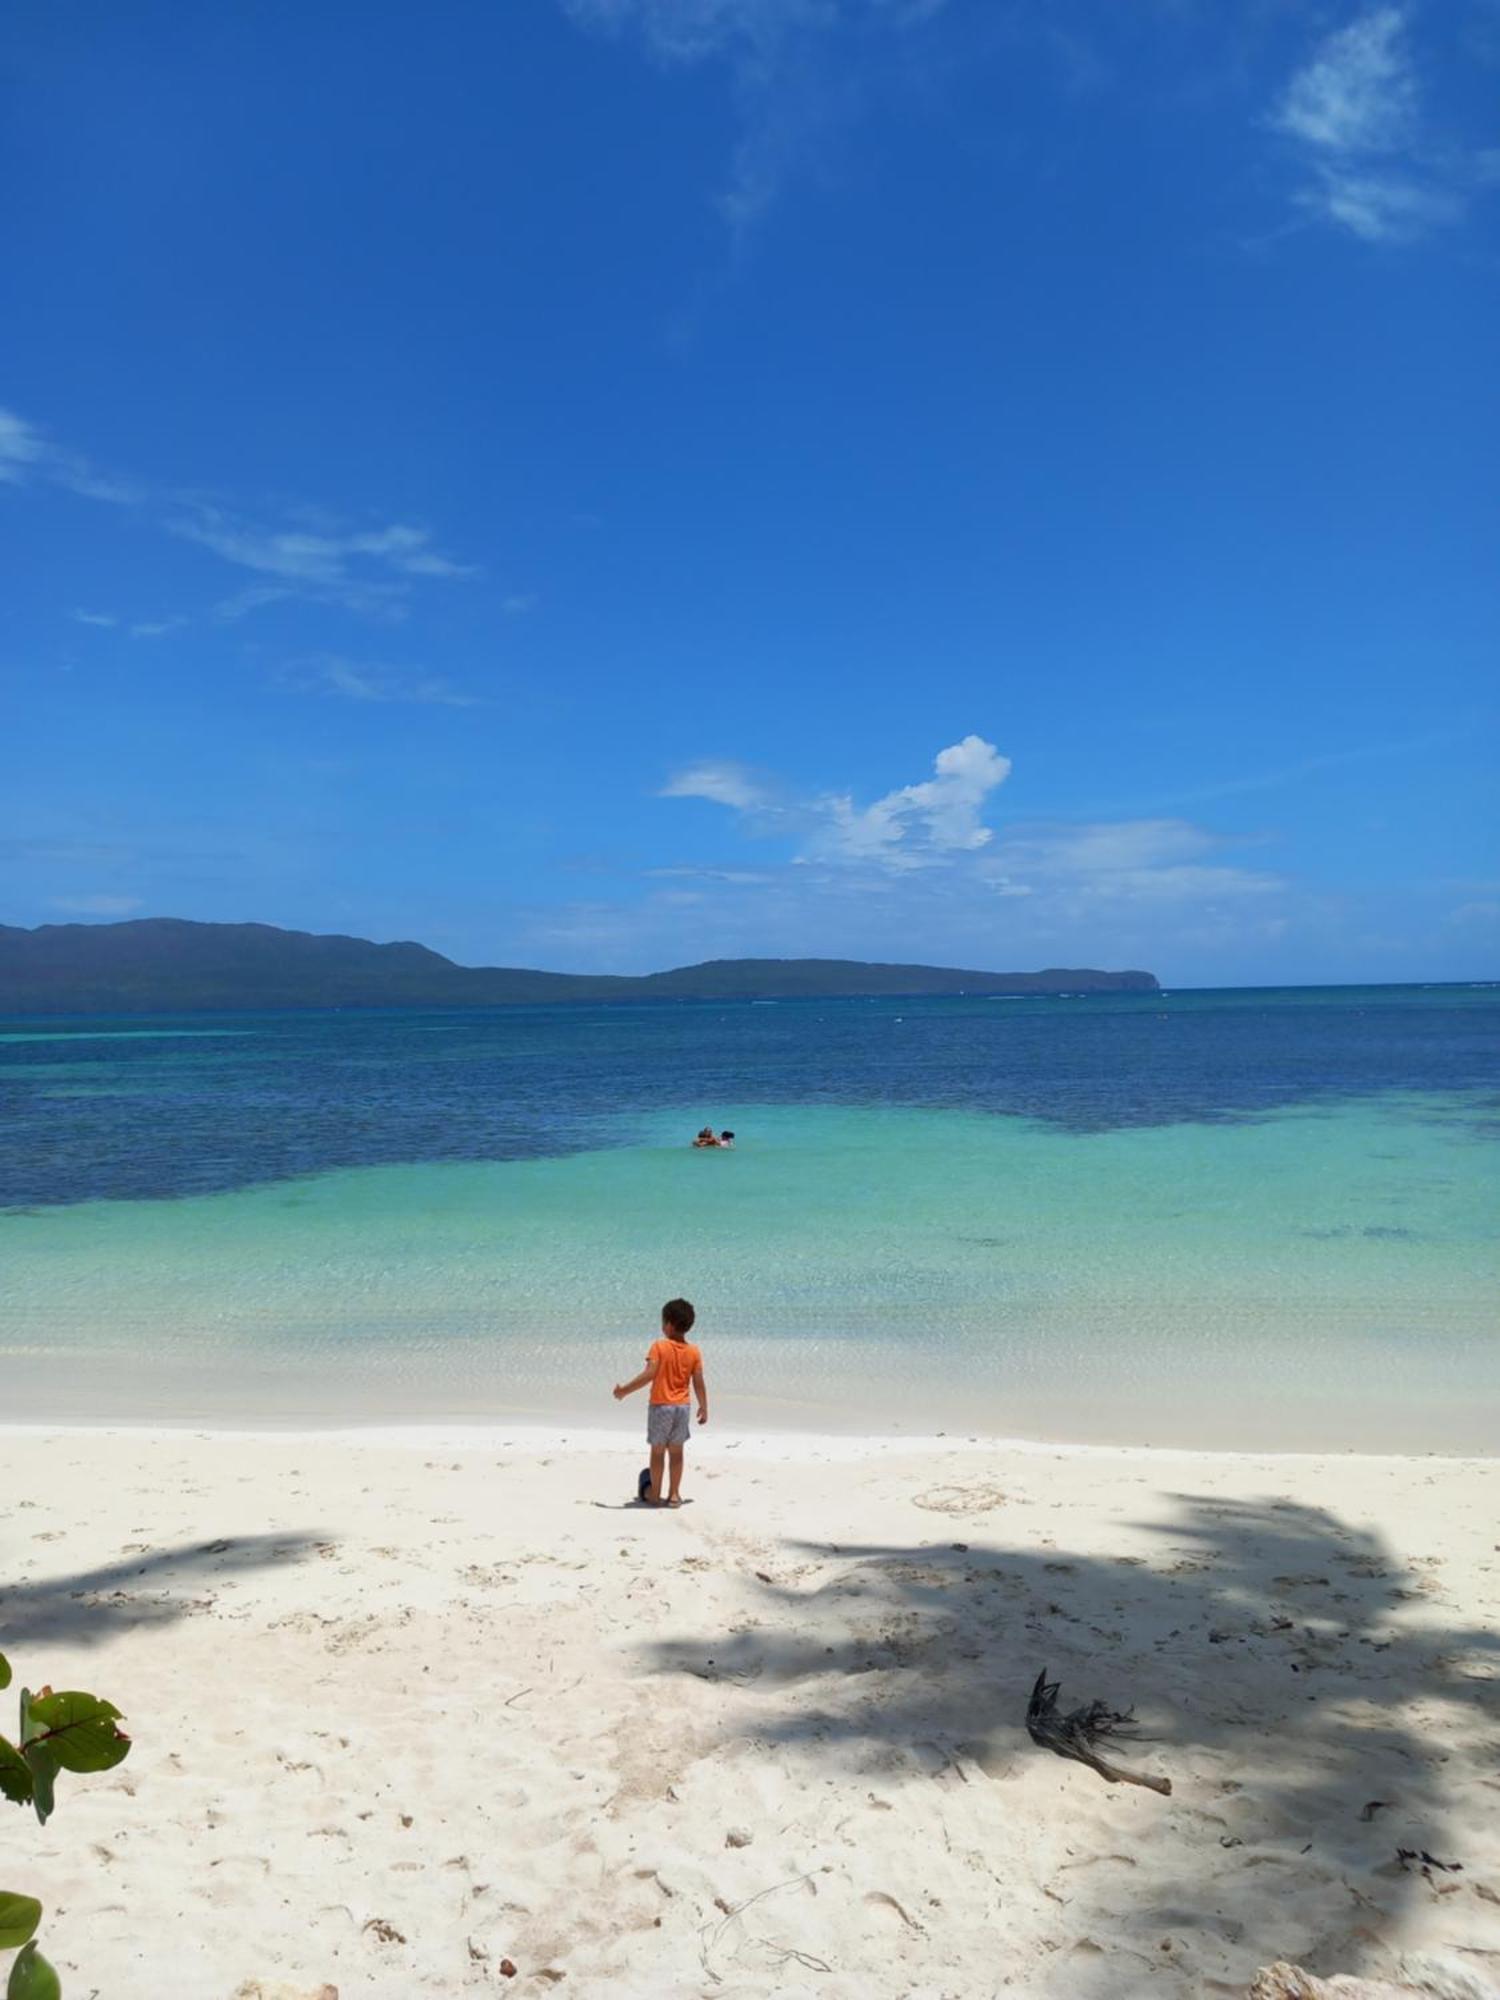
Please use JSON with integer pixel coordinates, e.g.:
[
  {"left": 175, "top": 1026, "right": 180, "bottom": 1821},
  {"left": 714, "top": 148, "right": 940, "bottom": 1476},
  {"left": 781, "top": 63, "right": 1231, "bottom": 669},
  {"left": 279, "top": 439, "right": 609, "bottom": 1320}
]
[{"left": 3, "top": 983, "right": 1497, "bottom": 1450}]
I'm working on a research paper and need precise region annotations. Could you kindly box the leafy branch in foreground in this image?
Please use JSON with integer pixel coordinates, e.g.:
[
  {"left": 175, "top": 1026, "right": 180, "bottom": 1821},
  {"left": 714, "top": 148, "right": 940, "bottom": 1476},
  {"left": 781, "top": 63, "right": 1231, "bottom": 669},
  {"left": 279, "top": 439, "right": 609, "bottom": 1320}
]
[{"left": 0, "top": 1646, "right": 131, "bottom": 1999}]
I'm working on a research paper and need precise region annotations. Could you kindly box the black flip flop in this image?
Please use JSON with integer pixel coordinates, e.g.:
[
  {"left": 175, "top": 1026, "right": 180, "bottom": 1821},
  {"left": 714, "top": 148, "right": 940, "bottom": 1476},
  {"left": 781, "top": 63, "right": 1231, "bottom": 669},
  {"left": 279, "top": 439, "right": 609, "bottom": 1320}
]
[{"left": 637, "top": 1466, "right": 653, "bottom": 1503}]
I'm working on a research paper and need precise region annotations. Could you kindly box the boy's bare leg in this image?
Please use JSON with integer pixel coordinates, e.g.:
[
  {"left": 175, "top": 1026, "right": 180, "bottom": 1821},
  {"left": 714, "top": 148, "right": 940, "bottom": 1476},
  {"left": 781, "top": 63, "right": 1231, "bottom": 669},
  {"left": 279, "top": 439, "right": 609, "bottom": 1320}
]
[
  {"left": 667, "top": 1442, "right": 685, "bottom": 1505},
  {"left": 648, "top": 1444, "right": 667, "bottom": 1504}
]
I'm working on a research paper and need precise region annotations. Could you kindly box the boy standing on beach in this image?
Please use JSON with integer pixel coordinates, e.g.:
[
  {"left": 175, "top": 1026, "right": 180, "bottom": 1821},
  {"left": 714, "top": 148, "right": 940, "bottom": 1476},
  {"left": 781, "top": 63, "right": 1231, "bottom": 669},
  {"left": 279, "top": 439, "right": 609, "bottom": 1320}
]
[{"left": 612, "top": 1298, "right": 708, "bottom": 1507}]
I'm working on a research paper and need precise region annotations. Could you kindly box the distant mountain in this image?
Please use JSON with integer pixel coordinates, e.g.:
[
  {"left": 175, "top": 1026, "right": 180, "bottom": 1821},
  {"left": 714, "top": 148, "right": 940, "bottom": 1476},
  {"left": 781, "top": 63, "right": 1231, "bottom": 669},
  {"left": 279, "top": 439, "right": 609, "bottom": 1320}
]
[{"left": 0, "top": 918, "right": 1159, "bottom": 1014}]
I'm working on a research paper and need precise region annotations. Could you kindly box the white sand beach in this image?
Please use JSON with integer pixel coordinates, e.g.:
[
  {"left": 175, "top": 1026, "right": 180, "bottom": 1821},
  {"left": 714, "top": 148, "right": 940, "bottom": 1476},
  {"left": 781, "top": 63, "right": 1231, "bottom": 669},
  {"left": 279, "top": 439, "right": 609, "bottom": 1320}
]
[{"left": 2, "top": 1425, "right": 1497, "bottom": 1998}]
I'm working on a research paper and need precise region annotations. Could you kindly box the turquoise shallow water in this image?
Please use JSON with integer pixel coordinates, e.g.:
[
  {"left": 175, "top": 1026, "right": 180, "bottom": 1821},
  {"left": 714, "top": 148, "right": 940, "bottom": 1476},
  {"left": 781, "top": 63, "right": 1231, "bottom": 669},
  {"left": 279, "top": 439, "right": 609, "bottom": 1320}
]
[{"left": 5, "top": 1090, "right": 1496, "bottom": 1449}]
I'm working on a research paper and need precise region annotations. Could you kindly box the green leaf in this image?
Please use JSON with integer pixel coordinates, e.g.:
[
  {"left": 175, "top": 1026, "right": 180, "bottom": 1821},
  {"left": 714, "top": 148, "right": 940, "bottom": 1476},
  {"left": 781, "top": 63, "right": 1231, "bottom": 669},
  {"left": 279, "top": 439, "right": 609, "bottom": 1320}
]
[
  {"left": 0, "top": 1654, "right": 11, "bottom": 1692},
  {"left": 0, "top": 1892, "right": 42, "bottom": 1950},
  {"left": 14, "top": 1696, "right": 51, "bottom": 1826},
  {"left": 0, "top": 1739, "right": 32, "bottom": 1807},
  {"left": 6, "top": 1942, "right": 61, "bottom": 2000},
  {"left": 22, "top": 1693, "right": 130, "bottom": 1776},
  {"left": 21, "top": 1746, "right": 56, "bottom": 1829}
]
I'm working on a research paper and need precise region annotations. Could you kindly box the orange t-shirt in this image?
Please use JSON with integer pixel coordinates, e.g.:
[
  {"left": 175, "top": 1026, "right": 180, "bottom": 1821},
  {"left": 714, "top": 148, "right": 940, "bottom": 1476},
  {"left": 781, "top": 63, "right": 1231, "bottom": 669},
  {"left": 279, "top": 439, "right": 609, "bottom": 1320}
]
[{"left": 648, "top": 1337, "right": 702, "bottom": 1406}]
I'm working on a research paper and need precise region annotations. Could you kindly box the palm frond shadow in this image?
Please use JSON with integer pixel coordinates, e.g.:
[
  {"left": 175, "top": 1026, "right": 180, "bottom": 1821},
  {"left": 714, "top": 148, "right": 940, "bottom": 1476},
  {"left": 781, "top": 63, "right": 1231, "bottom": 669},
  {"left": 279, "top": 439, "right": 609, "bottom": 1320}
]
[
  {"left": 641, "top": 1494, "right": 1499, "bottom": 1983},
  {"left": 1, "top": 1532, "right": 327, "bottom": 1649}
]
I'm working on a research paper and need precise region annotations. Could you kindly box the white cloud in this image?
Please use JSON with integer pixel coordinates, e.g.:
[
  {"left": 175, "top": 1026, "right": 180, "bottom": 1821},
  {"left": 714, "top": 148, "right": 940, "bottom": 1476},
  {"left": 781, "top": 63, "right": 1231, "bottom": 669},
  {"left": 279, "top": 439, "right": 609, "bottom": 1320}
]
[
  {"left": 213, "top": 583, "right": 296, "bottom": 621},
  {"left": 52, "top": 465, "right": 143, "bottom": 505},
  {"left": 660, "top": 760, "right": 773, "bottom": 810},
  {"left": 283, "top": 654, "right": 486, "bottom": 708},
  {"left": 72, "top": 606, "right": 188, "bottom": 637},
  {"left": 0, "top": 406, "right": 139, "bottom": 502},
  {"left": 173, "top": 510, "right": 475, "bottom": 607},
  {"left": 51, "top": 894, "right": 144, "bottom": 917},
  {"left": 0, "top": 408, "right": 49, "bottom": 483},
  {"left": 1269, "top": 8, "right": 1483, "bottom": 243},
  {"left": 664, "top": 734, "right": 1011, "bottom": 871},
  {"left": 1273, "top": 8, "right": 1414, "bottom": 153},
  {"left": 659, "top": 740, "right": 1283, "bottom": 957},
  {"left": 561, "top": 0, "right": 949, "bottom": 238},
  {"left": 1001, "top": 819, "right": 1223, "bottom": 875},
  {"left": 3, "top": 402, "right": 474, "bottom": 622},
  {"left": 809, "top": 734, "right": 1012, "bottom": 869},
  {"left": 1300, "top": 166, "right": 1461, "bottom": 242},
  {"left": 986, "top": 819, "right": 1281, "bottom": 908},
  {"left": 563, "top": 0, "right": 780, "bottom": 65}
]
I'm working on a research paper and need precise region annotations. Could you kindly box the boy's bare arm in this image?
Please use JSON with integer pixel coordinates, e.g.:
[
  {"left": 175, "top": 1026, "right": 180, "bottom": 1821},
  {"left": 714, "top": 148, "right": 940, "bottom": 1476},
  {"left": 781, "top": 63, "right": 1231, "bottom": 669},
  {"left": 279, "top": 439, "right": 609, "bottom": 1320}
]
[
  {"left": 693, "top": 1363, "right": 708, "bottom": 1425},
  {"left": 613, "top": 1355, "right": 659, "bottom": 1401}
]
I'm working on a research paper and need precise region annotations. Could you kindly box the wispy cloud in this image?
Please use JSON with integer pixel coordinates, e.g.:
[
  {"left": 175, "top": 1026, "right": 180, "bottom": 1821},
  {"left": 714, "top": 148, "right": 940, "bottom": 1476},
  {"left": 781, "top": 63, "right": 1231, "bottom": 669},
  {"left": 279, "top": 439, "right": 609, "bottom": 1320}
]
[
  {"left": 172, "top": 509, "right": 475, "bottom": 611},
  {"left": 561, "top": 0, "right": 949, "bottom": 242},
  {"left": 68, "top": 608, "right": 192, "bottom": 641},
  {"left": 213, "top": 583, "right": 297, "bottom": 622},
  {"left": 984, "top": 819, "right": 1281, "bottom": 909},
  {"left": 1, "top": 408, "right": 49, "bottom": 484},
  {"left": 282, "top": 654, "right": 487, "bottom": 708},
  {"left": 3, "top": 402, "right": 475, "bottom": 621},
  {"left": 1269, "top": 8, "right": 1484, "bottom": 242},
  {"left": 661, "top": 758, "right": 774, "bottom": 811},
  {"left": 1274, "top": 7, "right": 1415, "bottom": 153},
  {"left": 1301, "top": 165, "right": 1461, "bottom": 244},
  {"left": 0, "top": 405, "right": 141, "bottom": 503},
  {"left": 52, "top": 464, "right": 144, "bottom": 505}
]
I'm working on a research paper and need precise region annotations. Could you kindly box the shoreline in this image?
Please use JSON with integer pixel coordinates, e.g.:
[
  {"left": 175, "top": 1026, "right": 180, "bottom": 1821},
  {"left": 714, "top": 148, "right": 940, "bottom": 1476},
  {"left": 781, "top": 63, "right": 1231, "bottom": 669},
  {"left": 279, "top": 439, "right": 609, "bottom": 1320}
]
[{"left": 5, "top": 1337, "right": 1497, "bottom": 1455}]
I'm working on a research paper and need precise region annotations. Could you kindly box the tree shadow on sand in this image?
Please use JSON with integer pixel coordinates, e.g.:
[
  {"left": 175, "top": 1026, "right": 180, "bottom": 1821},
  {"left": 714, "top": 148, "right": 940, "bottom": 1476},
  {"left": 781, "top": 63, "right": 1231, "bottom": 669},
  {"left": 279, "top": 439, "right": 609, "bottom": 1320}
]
[
  {"left": 1, "top": 1532, "right": 327, "bottom": 1650},
  {"left": 642, "top": 1495, "right": 1500, "bottom": 1992}
]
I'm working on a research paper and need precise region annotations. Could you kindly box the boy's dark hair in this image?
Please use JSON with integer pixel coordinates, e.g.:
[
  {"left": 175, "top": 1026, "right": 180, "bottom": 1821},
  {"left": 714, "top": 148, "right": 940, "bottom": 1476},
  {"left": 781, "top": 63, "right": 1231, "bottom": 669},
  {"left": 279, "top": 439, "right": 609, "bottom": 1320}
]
[{"left": 662, "top": 1297, "right": 696, "bottom": 1335}]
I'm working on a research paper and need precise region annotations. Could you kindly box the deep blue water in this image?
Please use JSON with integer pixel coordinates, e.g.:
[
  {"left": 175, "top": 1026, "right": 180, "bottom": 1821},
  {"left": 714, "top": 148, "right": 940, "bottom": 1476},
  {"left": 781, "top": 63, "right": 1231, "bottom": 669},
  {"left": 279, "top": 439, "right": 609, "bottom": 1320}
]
[{"left": 4, "top": 982, "right": 1497, "bottom": 1210}]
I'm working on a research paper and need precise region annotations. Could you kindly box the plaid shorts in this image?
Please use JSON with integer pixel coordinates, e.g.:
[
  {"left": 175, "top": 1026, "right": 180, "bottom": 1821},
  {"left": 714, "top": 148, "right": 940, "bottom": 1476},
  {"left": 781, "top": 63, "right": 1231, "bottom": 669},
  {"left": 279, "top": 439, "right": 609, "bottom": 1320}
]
[{"left": 647, "top": 1402, "right": 691, "bottom": 1446}]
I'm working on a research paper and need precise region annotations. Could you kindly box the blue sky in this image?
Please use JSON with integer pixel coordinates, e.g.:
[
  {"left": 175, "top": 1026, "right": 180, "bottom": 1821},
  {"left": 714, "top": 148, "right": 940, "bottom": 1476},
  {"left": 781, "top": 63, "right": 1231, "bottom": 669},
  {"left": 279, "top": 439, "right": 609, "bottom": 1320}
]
[{"left": 3, "top": 0, "right": 1496, "bottom": 983}]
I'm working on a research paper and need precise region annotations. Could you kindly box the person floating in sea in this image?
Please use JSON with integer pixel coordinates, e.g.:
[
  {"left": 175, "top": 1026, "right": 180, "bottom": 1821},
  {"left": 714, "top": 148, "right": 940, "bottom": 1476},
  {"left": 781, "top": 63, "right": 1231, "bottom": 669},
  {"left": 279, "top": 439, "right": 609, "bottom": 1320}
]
[
  {"left": 612, "top": 1297, "right": 708, "bottom": 1507},
  {"left": 718, "top": 1130, "right": 735, "bottom": 1148},
  {"left": 692, "top": 1126, "right": 721, "bottom": 1147}
]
